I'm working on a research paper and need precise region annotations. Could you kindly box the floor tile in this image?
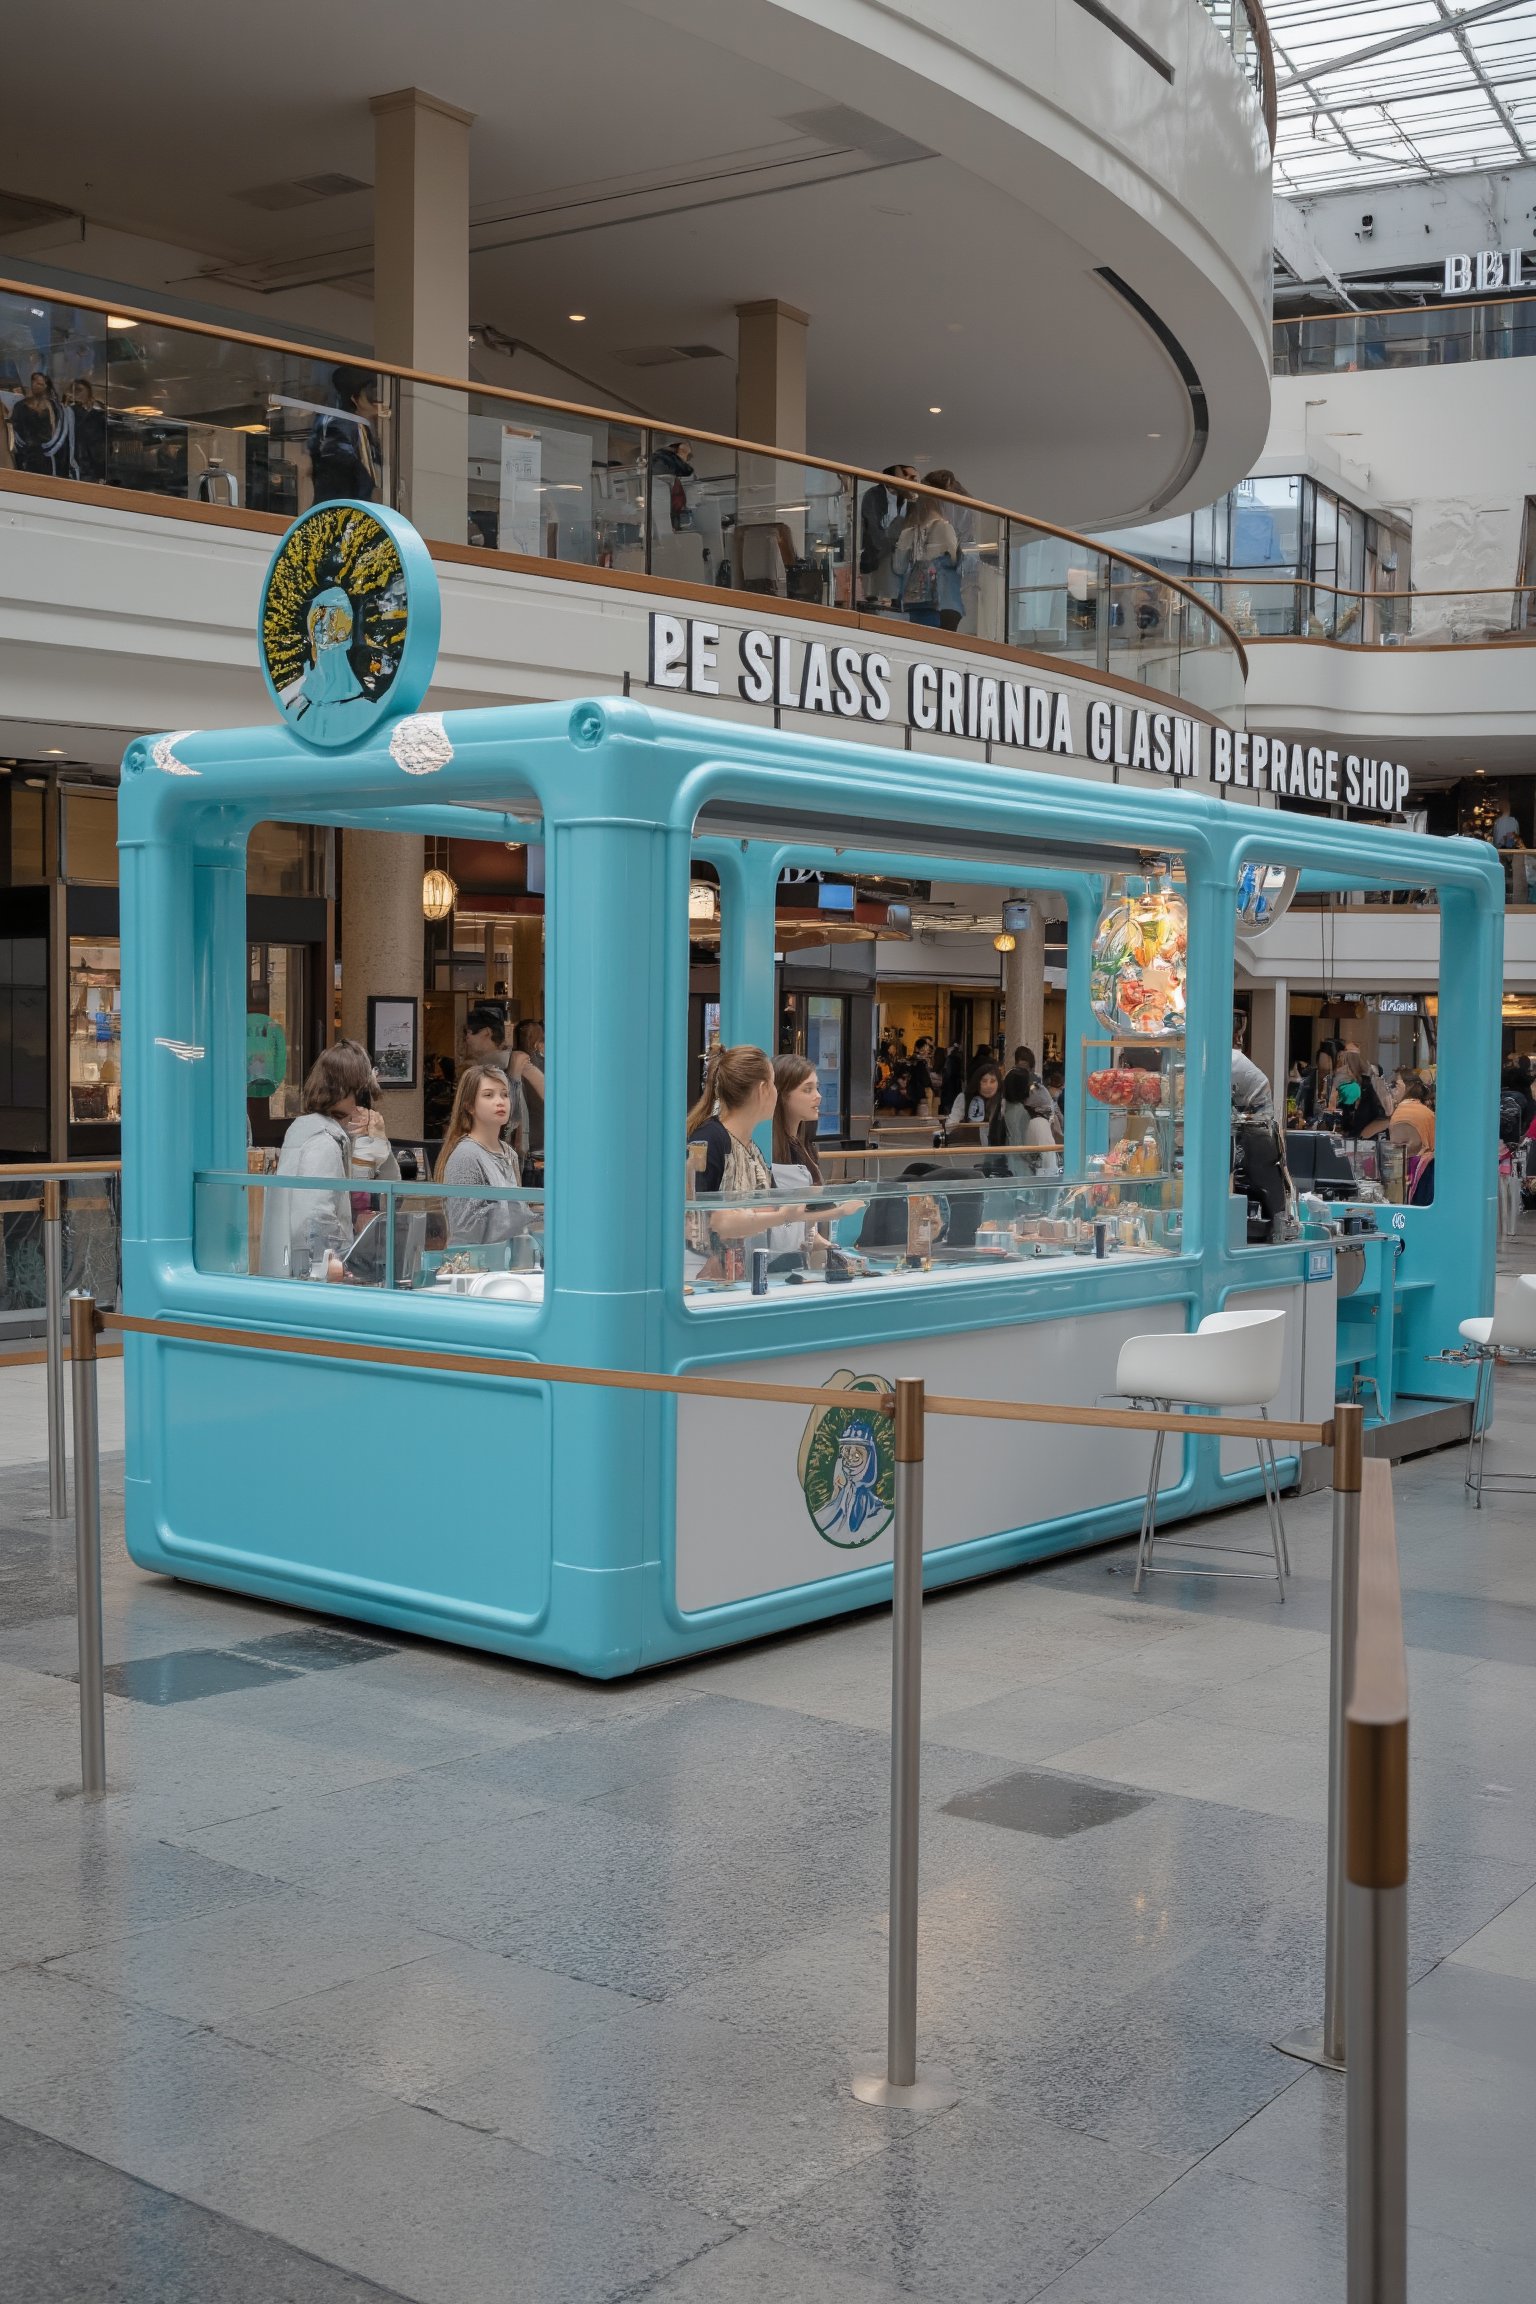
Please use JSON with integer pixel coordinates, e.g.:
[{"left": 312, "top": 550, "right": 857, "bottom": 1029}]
[
  {"left": 763, "top": 2098, "right": 1189, "bottom": 2304},
  {"left": 1447, "top": 1880, "right": 1536, "bottom": 1980},
  {"left": 0, "top": 2113, "right": 411, "bottom": 2304},
  {"left": 45, "top": 1884, "right": 448, "bottom": 2024},
  {"left": 422, "top": 1996, "right": 920, "bottom": 2221},
  {"left": 201, "top": 2098, "right": 730, "bottom": 2304},
  {"left": 632, "top": 2229, "right": 935, "bottom": 2301}
]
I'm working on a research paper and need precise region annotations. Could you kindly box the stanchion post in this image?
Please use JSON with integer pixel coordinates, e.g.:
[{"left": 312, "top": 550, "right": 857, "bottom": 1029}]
[
  {"left": 1346, "top": 1467, "right": 1408, "bottom": 2304},
  {"left": 69, "top": 1290, "right": 107, "bottom": 1798},
  {"left": 1277, "top": 1398, "right": 1362, "bottom": 2072},
  {"left": 43, "top": 1177, "right": 67, "bottom": 1518},
  {"left": 853, "top": 1379, "right": 957, "bottom": 2112}
]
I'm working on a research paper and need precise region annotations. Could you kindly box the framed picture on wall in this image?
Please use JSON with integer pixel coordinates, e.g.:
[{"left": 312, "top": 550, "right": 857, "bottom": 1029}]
[{"left": 366, "top": 996, "right": 418, "bottom": 1089}]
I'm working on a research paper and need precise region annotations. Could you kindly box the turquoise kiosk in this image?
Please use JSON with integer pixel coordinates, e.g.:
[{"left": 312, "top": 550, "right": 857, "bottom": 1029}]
[{"left": 117, "top": 507, "right": 1502, "bottom": 1677}]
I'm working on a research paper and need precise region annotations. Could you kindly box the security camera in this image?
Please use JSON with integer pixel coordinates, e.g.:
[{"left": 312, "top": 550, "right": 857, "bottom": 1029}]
[{"left": 1357, "top": 213, "right": 1374, "bottom": 238}]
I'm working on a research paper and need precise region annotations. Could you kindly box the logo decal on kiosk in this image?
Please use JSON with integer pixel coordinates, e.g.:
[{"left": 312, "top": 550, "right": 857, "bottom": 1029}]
[
  {"left": 798, "top": 1370, "right": 897, "bottom": 1549},
  {"left": 259, "top": 500, "right": 440, "bottom": 750}
]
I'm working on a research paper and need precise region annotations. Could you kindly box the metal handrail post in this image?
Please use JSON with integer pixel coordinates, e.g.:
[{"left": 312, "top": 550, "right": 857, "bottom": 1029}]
[
  {"left": 853, "top": 1379, "right": 957, "bottom": 2112},
  {"left": 43, "top": 1177, "right": 67, "bottom": 1517},
  {"left": 1346, "top": 1462, "right": 1408, "bottom": 2304},
  {"left": 1278, "top": 1398, "right": 1362, "bottom": 2071},
  {"left": 69, "top": 1291, "right": 107, "bottom": 1797}
]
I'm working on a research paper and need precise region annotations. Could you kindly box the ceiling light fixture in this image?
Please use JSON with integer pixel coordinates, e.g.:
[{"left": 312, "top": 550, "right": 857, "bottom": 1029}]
[
  {"left": 421, "top": 867, "right": 457, "bottom": 921},
  {"left": 928, "top": 404, "right": 942, "bottom": 415},
  {"left": 993, "top": 931, "right": 1016, "bottom": 953},
  {"left": 568, "top": 312, "right": 587, "bottom": 323},
  {"left": 106, "top": 315, "right": 136, "bottom": 331}
]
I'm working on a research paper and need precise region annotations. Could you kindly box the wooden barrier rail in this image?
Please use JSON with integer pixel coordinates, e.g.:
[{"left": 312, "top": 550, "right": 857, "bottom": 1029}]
[{"left": 103, "top": 1310, "right": 1331, "bottom": 1447}]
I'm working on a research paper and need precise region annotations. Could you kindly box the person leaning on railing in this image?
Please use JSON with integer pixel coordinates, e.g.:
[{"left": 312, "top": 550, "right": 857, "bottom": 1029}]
[{"left": 891, "top": 492, "right": 960, "bottom": 630}]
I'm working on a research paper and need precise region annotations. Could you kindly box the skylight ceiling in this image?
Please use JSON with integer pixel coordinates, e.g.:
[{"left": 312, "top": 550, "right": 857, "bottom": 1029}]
[{"left": 1267, "top": 0, "right": 1536, "bottom": 194}]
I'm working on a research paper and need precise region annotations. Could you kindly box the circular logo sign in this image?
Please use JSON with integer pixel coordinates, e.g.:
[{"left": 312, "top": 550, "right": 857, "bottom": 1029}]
[
  {"left": 798, "top": 1370, "right": 896, "bottom": 1549},
  {"left": 258, "top": 500, "right": 439, "bottom": 749}
]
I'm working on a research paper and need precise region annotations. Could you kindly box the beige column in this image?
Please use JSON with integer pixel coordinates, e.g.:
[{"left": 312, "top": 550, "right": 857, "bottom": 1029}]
[
  {"left": 735, "top": 299, "right": 809, "bottom": 540},
  {"left": 734, "top": 300, "right": 809, "bottom": 451},
  {"left": 340, "top": 829, "right": 424, "bottom": 1137},
  {"left": 1003, "top": 904, "right": 1046, "bottom": 1064},
  {"left": 371, "top": 87, "right": 474, "bottom": 543},
  {"left": 1247, "top": 978, "right": 1289, "bottom": 1102}
]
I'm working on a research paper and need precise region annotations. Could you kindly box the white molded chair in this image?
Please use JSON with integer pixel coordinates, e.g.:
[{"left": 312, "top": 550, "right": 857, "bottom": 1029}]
[
  {"left": 1115, "top": 1308, "right": 1290, "bottom": 1599},
  {"left": 1458, "top": 1275, "right": 1536, "bottom": 1505}
]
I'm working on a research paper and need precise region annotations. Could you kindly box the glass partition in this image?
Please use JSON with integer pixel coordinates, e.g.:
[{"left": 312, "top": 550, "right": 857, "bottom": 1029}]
[
  {"left": 0, "top": 1169, "right": 121, "bottom": 1320},
  {"left": 2, "top": 280, "right": 1247, "bottom": 715},
  {"left": 1275, "top": 296, "right": 1536, "bottom": 377},
  {"left": 681, "top": 1168, "right": 1182, "bottom": 1307},
  {"left": 194, "top": 1172, "right": 544, "bottom": 1300}
]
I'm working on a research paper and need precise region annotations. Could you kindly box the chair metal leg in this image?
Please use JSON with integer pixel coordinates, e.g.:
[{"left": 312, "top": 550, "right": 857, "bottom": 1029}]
[
  {"left": 1464, "top": 1351, "right": 1491, "bottom": 1505},
  {"left": 1259, "top": 1406, "right": 1291, "bottom": 1578},
  {"left": 1133, "top": 1422, "right": 1165, "bottom": 1595},
  {"left": 1255, "top": 1436, "right": 1285, "bottom": 1599}
]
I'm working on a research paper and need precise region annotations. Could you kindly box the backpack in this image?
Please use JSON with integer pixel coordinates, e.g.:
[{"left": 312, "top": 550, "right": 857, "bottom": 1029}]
[{"left": 1499, "top": 1091, "right": 1524, "bottom": 1147}]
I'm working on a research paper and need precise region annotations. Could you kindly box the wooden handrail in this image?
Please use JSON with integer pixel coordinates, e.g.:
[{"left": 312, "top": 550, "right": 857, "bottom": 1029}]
[
  {"left": 1278, "top": 289, "right": 1536, "bottom": 333},
  {"left": 0, "top": 272, "right": 1248, "bottom": 675},
  {"left": 1346, "top": 1457, "right": 1408, "bottom": 1889},
  {"left": 1240, "top": 0, "right": 1278, "bottom": 148},
  {"left": 1209, "top": 577, "right": 1536, "bottom": 601},
  {"left": 0, "top": 1160, "right": 121, "bottom": 1178},
  {"left": 102, "top": 1309, "right": 1330, "bottom": 1444}
]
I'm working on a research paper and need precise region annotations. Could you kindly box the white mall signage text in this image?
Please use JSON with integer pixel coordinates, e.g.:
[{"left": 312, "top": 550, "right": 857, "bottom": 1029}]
[{"left": 1443, "top": 250, "right": 1529, "bottom": 295}]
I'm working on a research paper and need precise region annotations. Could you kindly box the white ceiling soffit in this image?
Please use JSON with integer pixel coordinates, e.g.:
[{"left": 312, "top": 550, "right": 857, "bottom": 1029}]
[{"left": 1268, "top": 0, "right": 1536, "bottom": 195}]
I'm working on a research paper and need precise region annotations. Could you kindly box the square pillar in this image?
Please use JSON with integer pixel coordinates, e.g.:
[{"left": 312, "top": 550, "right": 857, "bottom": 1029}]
[
  {"left": 735, "top": 299, "right": 809, "bottom": 543},
  {"left": 339, "top": 828, "right": 424, "bottom": 1137},
  {"left": 371, "top": 87, "right": 474, "bottom": 543}
]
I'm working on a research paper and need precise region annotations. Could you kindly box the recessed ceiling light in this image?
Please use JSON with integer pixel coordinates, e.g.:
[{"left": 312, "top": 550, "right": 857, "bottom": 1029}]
[
  {"left": 44, "top": 747, "right": 65, "bottom": 756},
  {"left": 928, "top": 404, "right": 942, "bottom": 414},
  {"left": 568, "top": 312, "right": 587, "bottom": 323},
  {"left": 123, "top": 404, "right": 162, "bottom": 417},
  {"left": 1475, "top": 767, "right": 1486, "bottom": 775},
  {"left": 106, "top": 315, "right": 136, "bottom": 331},
  {"left": 1148, "top": 431, "right": 1162, "bottom": 438}
]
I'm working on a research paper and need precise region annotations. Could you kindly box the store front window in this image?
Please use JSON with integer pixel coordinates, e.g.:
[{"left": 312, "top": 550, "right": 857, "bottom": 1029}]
[{"left": 67, "top": 939, "right": 121, "bottom": 1129}]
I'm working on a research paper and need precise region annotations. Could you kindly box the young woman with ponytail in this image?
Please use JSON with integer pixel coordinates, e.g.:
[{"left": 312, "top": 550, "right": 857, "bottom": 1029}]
[{"left": 685, "top": 1044, "right": 806, "bottom": 1277}]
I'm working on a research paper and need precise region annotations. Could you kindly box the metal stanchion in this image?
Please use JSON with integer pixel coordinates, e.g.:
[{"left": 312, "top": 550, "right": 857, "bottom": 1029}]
[
  {"left": 69, "top": 1291, "right": 107, "bottom": 1798},
  {"left": 1278, "top": 1398, "right": 1362, "bottom": 2072},
  {"left": 43, "top": 1177, "right": 67, "bottom": 1518},
  {"left": 853, "top": 1379, "right": 957, "bottom": 2112},
  {"left": 1346, "top": 1465, "right": 1408, "bottom": 2304}
]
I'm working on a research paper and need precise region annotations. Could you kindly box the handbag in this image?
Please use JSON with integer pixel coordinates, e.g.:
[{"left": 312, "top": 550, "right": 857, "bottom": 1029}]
[{"left": 905, "top": 555, "right": 940, "bottom": 607}]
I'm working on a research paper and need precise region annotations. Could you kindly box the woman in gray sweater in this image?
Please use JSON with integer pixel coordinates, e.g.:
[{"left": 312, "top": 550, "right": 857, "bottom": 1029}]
[{"left": 434, "top": 1064, "right": 534, "bottom": 1245}]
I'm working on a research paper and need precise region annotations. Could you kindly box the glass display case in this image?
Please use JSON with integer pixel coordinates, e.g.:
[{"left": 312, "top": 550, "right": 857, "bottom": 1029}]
[
  {"left": 681, "top": 1168, "right": 1181, "bottom": 1307},
  {"left": 1081, "top": 1038, "right": 1185, "bottom": 1178}
]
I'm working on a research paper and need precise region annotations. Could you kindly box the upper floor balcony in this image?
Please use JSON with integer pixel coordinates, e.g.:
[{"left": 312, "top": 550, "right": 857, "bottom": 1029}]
[
  {"left": 0, "top": 275, "right": 1250, "bottom": 759},
  {"left": 0, "top": 0, "right": 1277, "bottom": 531},
  {"left": 1273, "top": 292, "right": 1536, "bottom": 378}
]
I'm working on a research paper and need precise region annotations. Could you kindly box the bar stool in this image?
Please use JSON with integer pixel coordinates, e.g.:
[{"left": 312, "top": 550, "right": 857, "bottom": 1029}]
[
  {"left": 1115, "top": 1308, "right": 1290, "bottom": 1599},
  {"left": 1458, "top": 1274, "right": 1536, "bottom": 1506}
]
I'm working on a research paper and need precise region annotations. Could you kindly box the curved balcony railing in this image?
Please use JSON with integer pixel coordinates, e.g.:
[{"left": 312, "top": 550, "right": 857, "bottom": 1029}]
[
  {"left": 0, "top": 275, "right": 1245, "bottom": 720},
  {"left": 1197, "top": 577, "right": 1536, "bottom": 647},
  {"left": 1274, "top": 294, "right": 1536, "bottom": 377},
  {"left": 1195, "top": 0, "right": 1277, "bottom": 145}
]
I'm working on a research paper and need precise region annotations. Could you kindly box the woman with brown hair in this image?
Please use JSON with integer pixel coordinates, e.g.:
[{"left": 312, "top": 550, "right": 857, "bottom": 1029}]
[
  {"left": 686, "top": 1044, "right": 805, "bottom": 1278},
  {"left": 259, "top": 1040, "right": 397, "bottom": 1280},
  {"left": 767, "top": 1054, "right": 864, "bottom": 1259},
  {"left": 1328, "top": 1048, "right": 1387, "bottom": 1140},
  {"left": 435, "top": 1063, "right": 534, "bottom": 1246}
]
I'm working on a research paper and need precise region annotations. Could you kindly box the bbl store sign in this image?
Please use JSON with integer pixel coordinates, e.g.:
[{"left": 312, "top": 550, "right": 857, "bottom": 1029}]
[
  {"left": 646, "top": 612, "right": 1202, "bottom": 779},
  {"left": 1443, "top": 249, "right": 1531, "bottom": 295},
  {"left": 646, "top": 610, "right": 1411, "bottom": 814}
]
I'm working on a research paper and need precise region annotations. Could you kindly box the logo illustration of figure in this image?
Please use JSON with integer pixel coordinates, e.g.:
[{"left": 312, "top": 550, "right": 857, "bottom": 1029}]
[
  {"left": 798, "top": 1371, "right": 895, "bottom": 1549},
  {"left": 279, "top": 586, "right": 374, "bottom": 743},
  {"left": 260, "top": 503, "right": 418, "bottom": 749}
]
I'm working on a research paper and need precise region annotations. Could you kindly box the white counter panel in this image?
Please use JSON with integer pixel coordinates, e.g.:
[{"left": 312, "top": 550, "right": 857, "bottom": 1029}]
[{"left": 675, "top": 1299, "right": 1185, "bottom": 1613}]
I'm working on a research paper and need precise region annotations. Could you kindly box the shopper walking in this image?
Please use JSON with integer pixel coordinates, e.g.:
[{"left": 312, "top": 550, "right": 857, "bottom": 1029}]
[
  {"left": 858, "top": 464, "right": 916, "bottom": 611},
  {"left": 892, "top": 491, "right": 959, "bottom": 629},
  {"left": 308, "top": 367, "right": 383, "bottom": 503},
  {"left": 9, "top": 372, "right": 70, "bottom": 476},
  {"left": 922, "top": 468, "right": 975, "bottom": 631}
]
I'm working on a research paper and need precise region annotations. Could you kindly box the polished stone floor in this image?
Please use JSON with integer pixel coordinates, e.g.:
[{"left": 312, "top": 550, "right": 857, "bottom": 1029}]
[{"left": 3, "top": 1278, "right": 1535, "bottom": 2299}]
